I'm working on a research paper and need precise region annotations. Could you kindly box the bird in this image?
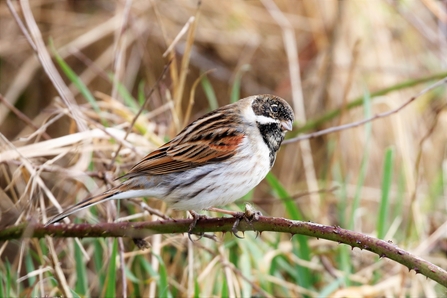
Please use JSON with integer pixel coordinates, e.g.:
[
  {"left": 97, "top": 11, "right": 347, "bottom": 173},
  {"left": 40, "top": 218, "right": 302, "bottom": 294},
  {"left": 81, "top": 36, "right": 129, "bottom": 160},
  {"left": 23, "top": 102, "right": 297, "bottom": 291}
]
[{"left": 46, "top": 94, "right": 294, "bottom": 230}]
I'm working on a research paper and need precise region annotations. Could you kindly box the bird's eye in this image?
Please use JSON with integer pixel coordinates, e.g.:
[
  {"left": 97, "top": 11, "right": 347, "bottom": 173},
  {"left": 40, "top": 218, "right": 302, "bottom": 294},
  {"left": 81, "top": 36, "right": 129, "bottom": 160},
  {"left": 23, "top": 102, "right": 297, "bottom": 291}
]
[{"left": 271, "top": 105, "right": 278, "bottom": 113}]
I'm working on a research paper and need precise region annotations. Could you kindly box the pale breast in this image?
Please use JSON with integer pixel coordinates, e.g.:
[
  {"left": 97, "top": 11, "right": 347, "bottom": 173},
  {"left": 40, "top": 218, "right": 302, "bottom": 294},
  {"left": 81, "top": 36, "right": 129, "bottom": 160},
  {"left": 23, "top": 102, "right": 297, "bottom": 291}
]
[{"left": 165, "top": 134, "right": 272, "bottom": 210}]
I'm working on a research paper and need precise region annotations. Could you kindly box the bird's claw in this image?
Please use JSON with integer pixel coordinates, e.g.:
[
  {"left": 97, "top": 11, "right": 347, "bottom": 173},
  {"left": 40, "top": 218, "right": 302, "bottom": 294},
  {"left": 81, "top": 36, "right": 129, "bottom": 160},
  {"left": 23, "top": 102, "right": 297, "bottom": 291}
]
[
  {"left": 188, "top": 211, "right": 208, "bottom": 241},
  {"left": 133, "top": 238, "right": 151, "bottom": 250},
  {"left": 232, "top": 213, "right": 245, "bottom": 239},
  {"left": 231, "top": 204, "right": 262, "bottom": 238}
]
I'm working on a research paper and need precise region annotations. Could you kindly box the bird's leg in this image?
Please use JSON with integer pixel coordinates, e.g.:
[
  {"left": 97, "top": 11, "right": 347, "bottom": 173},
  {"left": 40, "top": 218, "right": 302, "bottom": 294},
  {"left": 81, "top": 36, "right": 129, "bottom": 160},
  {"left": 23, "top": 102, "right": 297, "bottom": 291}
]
[
  {"left": 188, "top": 210, "right": 208, "bottom": 241},
  {"left": 206, "top": 204, "right": 262, "bottom": 239},
  {"left": 205, "top": 207, "right": 245, "bottom": 238},
  {"left": 206, "top": 207, "right": 243, "bottom": 217},
  {"left": 133, "top": 237, "right": 151, "bottom": 250}
]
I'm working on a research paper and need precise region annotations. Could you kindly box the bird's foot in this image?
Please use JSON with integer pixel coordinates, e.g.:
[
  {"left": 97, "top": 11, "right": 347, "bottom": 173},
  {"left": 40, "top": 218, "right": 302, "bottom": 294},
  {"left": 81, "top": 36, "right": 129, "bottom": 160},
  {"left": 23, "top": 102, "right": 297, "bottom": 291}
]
[
  {"left": 208, "top": 204, "right": 262, "bottom": 239},
  {"left": 133, "top": 238, "right": 151, "bottom": 250},
  {"left": 188, "top": 210, "right": 208, "bottom": 241}
]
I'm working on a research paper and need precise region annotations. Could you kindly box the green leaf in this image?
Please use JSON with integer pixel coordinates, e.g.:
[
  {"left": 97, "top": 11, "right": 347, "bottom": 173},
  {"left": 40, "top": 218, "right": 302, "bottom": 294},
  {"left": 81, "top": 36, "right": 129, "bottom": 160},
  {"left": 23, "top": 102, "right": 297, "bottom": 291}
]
[
  {"left": 221, "top": 273, "right": 229, "bottom": 297},
  {"left": 292, "top": 71, "right": 447, "bottom": 135},
  {"left": 349, "top": 89, "right": 372, "bottom": 230},
  {"left": 0, "top": 267, "right": 4, "bottom": 298},
  {"left": 25, "top": 251, "right": 36, "bottom": 286},
  {"left": 104, "top": 239, "right": 118, "bottom": 298},
  {"left": 265, "top": 173, "right": 303, "bottom": 220},
  {"left": 231, "top": 64, "right": 250, "bottom": 103},
  {"left": 50, "top": 40, "right": 102, "bottom": 116},
  {"left": 69, "top": 289, "right": 81, "bottom": 298},
  {"left": 201, "top": 75, "right": 218, "bottom": 110},
  {"left": 109, "top": 73, "right": 139, "bottom": 111},
  {"left": 124, "top": 266, "right": 140, "bottom": 283},
  {"left": 194, "top": 278, "right": 200, "bottom": 298},
  {"left": 93, "top": 239, "right": 106, "bottom": 287},
  {"left": 377, "top": 148, "right": 394, "bottom": 239},
  {"left": 333, "top": 164, "right": 352, "bottom": 286},
  {"left": 5, "top": 261, "right": 11, "bottom": 298},
  {"left": 152, "top": 254, "right": 172, "bottom": 298},
  {"left": 265, "top": 173, "right": 313, "bottom": 290},
  {"left": 138, "top": 81, "right": 146, "bottom": 106},
  {"left": 74, "top": 239, "right": 88, "bottom": 296}
]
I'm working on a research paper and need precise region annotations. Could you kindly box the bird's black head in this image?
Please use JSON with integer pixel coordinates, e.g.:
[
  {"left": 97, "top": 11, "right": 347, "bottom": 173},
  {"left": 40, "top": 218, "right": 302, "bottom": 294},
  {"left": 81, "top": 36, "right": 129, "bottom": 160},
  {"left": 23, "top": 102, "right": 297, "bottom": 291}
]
[
  {"left": 251, "top": 94, "right": 294, "bottom": 167},
  {"left": 252, "top": 94, "right": 294, "bottom": 132}
]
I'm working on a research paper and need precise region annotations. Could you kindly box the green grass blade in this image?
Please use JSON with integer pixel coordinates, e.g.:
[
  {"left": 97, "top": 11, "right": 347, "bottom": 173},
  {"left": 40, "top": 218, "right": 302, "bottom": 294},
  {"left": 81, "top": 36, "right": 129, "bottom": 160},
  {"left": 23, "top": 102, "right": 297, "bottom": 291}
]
[
  {"left": 265, "top": 173, "right": 313, "bottom": 290},
  {"left": 338, "top": 245, "right": 351, "bottom": 287},
  {"left": 319, "top": 276, "right": 345, "bottom": 297},
  {"left": 265, "top": 173, "right": 303, "bottom": 220},
  {"left": 194, "top": 278, "right": 200, "bottom": 298},
  {"left": 5, "top": 261, "right": 11, "bottom": 298},
  {"left": 333, "top": 164, "right": 351, "bottom": 287},
  {"left": 201, "top": 75, "right": 218, "bottom": 110},
  {"left": 221, "top": 274, "right": 229, "bottom": 297},
  {"left": 343, "top": 89, "right": 373, "bottom": 287},
  {"left": 138, "top": 81, "right": 146, "bottom": 106},
  {"left": 25, "top": 251, "right": 36, "bottom": 286},
  {"left": 74, "top": 239, "right": 88, "bottom": 296},
  {"left": 93, "top": 239, "right": 106, "bottom": 287},
  {"left": 50, "top": 40, "right": 101, "bottom": 115},
  {"left": 293, "top": 71, "right": 447, "bottom": 135},
  {"left": 268, "top": 259, "right": 288, "bottom": 295},
  {"left": 104, "top": 239, "right": 118, "bottom": 298},
  {"left": 139, "top": 255, "right": 156, "bottom": 276},
  {"left": 391, "top": 167, "right": 406, "bottom": 241},
  {"left": 230, "top": 64, "right": 250, "bottom": 103},
  {"left": 0, "top": 273, "right": 3, "bottom": 298},
  {"left": 377, "top": 148, "right": 394, "bottom": 239},
  {"left": 25, "top": 251, "right": 39, "bottom": 296},
  {"left": 349, "top": 90, "right": 372, "bottom": 230},
  {"left": 153, "top": 254, "right": 171, "bottom": 298},
  {"left": 109, "top": 73, "right": 139, "bottom": 111},
  {"left": 124, "top": 266, "right": 140, "bottom": 283},
  {"left": 69, "top": 289, "right": 81, "bottom": 298}
]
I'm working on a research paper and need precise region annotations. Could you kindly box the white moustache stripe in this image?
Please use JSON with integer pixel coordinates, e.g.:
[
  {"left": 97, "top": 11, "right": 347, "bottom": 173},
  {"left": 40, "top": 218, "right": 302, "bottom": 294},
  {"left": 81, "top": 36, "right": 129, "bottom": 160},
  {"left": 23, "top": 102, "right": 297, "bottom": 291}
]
[{"left": 255, "top": 115, "right": 278, "bottom": 125}]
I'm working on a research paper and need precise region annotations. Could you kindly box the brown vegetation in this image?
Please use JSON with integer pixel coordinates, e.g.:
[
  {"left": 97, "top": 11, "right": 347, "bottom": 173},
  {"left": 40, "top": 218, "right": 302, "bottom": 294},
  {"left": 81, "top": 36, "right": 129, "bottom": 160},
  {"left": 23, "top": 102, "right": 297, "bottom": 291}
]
[{"left": 1, "top": 0, "right": 446, "bottom": 296}]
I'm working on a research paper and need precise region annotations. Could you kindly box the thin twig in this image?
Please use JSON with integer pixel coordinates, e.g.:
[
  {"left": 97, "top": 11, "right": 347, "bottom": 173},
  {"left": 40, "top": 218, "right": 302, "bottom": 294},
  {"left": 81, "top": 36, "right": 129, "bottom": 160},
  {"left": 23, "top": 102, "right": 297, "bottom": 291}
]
[
  {"left": 289, "top": 72, "right": 447, "bottom": 136},
  {"left": 262, "top": 0, "right": 320, "bottom": 217},
  {"left": 0, "top": 94, "right": 51, "bottom": 140},
  {"left": 405, "top": 102, "right": 447, "bottom": 241},
  {"left": 128, "top": 198, "right": 172, "bottom": 220},
  {"left": 5, "top": 0, "right": 37, "bottom": 51},
  {"left": 108, "top": 61, "right": 171, "bottom": 168},
  {"left": 284, "top": 76, "right": 447, "bottom": 144},
  {"left": 18, "top": 0, "right": 87, "bottom": 132},
  {"left": 183, "top": 69, "right": 215, "bottom": 127},
  {"left": 174, "top": 3, "right": 201, "bottom": 129},
  {"left": 162, "top": 17, "right": 195, "bottom": 58},
  {"left": 111, "top": 0, "right": 134, "bottom": 102},
  {"left": 250, "top": 186, "right": 338, "bottom": 205}
]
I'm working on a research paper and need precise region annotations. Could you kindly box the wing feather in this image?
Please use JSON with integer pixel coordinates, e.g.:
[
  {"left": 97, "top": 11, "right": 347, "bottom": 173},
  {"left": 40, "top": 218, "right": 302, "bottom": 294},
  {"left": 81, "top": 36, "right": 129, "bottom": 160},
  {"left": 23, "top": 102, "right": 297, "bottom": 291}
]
[{"left": 123, "top": 109, "right": 245, "bottom": 177}]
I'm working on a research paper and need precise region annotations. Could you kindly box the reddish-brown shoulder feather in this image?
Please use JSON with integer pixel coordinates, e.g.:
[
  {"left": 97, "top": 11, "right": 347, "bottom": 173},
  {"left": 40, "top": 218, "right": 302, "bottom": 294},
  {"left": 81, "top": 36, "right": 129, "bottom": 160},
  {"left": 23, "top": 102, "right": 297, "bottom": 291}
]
[{"left": 123, "top": 108, "right": 245, "bottom": 177}]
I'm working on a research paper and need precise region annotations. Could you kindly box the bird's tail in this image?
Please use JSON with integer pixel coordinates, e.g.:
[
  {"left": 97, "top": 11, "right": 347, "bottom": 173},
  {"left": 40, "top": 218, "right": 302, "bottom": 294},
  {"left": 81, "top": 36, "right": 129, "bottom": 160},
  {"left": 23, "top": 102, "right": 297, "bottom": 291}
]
[{"left": 45, "top": 185, "right": 125, "bottom": 226}]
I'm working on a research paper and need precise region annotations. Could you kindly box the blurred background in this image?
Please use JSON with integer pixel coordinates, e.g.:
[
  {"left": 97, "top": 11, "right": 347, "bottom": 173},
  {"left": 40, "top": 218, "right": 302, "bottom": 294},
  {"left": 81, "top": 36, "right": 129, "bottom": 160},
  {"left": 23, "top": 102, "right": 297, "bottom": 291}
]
[{"left": 0, "top": 0, "right": 446, "bottom": 296}]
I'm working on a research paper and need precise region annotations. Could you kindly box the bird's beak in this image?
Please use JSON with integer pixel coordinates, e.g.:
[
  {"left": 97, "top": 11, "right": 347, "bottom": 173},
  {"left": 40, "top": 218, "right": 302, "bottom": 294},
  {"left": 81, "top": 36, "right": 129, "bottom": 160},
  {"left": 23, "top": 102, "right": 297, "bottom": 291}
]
[{"left": 281, "top": 119, "right": 293, "bottom": 131}]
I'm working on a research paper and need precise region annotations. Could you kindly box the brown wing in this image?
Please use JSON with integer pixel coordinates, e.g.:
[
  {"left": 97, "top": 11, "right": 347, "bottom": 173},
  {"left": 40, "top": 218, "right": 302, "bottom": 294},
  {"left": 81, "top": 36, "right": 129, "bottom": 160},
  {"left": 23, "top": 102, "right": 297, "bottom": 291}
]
[{"left": 123, "top": 109, "right": 245, "bottom": 178}]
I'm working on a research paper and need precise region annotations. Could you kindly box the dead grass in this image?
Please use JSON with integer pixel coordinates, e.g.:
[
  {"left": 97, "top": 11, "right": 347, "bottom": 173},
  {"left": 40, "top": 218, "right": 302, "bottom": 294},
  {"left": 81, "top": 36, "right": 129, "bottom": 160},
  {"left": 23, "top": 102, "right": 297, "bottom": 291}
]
[{"left": 0, "top": 0, "right": 446, "bottom": 296}]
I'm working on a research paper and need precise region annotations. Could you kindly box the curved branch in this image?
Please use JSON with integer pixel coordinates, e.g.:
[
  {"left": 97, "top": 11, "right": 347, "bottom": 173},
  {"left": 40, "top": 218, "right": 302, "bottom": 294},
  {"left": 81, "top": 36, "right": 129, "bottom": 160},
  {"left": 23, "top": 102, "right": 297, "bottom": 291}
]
[
  {"left": 286, "top": 71, "right": 447, "bottom": 136},
  {"left": 1, "top": 216, "right": 446, "bottom": 286}
]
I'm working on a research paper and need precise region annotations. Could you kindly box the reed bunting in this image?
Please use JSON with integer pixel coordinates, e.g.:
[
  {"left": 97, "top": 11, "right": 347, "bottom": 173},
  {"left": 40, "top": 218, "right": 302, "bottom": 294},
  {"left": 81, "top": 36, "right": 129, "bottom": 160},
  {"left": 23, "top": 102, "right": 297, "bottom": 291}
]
[{"left": 46, "top": 94, "right": 294, "bottom": 228}]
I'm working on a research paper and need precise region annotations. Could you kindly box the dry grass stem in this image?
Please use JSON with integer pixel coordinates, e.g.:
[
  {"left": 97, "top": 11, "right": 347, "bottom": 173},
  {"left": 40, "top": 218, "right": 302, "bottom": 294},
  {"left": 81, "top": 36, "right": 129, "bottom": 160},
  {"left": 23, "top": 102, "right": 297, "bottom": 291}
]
[{"left": 1, "top": 0, "right": 446, "bottom": 295}]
